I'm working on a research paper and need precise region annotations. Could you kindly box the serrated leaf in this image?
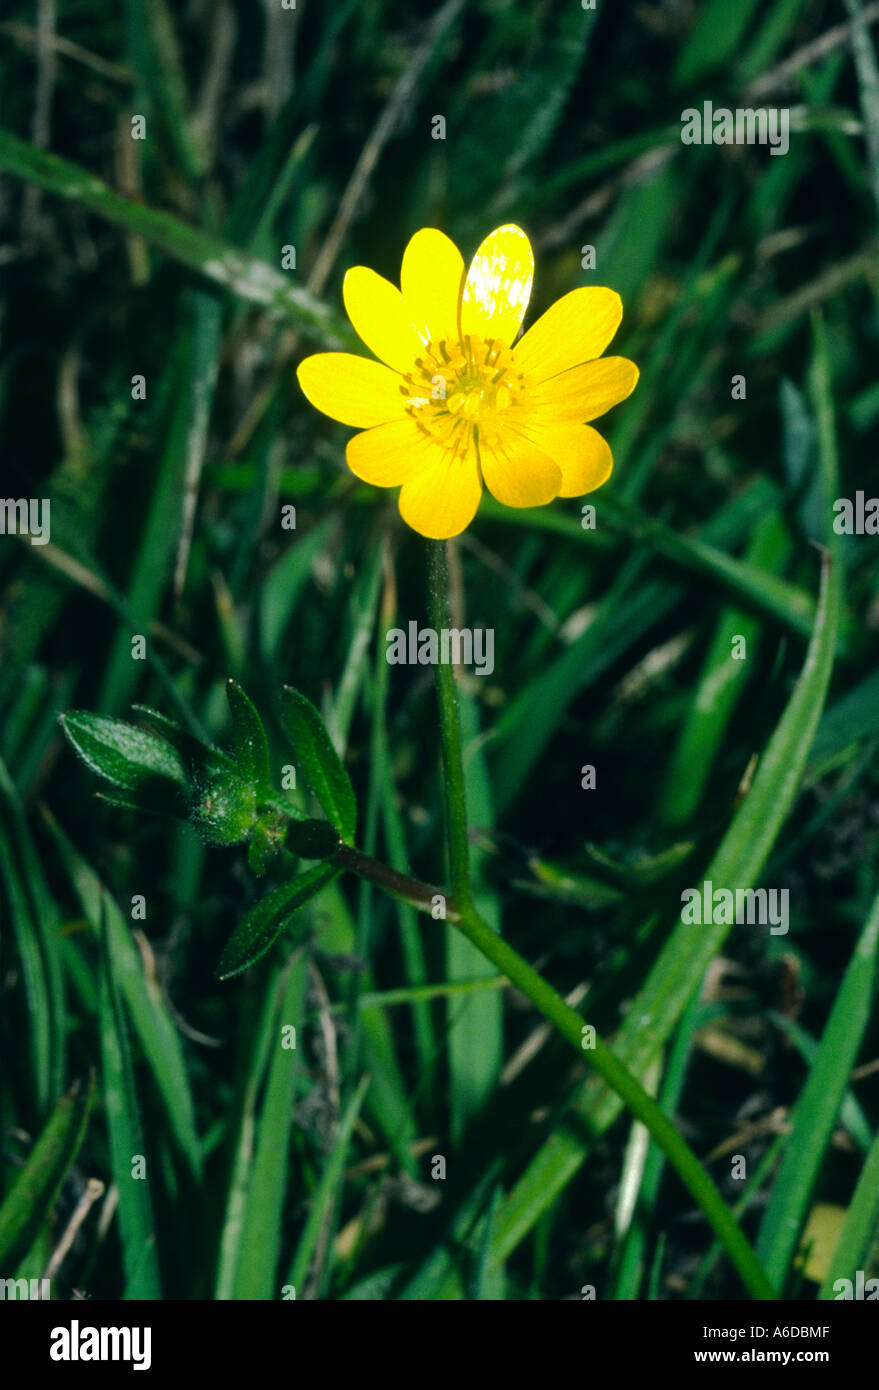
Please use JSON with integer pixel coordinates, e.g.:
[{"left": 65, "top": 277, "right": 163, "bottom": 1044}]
[
  {"left": 226, "top": 680, "right": 271, "bottom": 796},
  {"left": 216, "top": 863, "right": 341, "bottom": 979},
  {"left": 60, "top": 711, "right": 189, "bottom": 818},
  {"left": 280, "top": 686, "right": 357, "bottom": 841}
]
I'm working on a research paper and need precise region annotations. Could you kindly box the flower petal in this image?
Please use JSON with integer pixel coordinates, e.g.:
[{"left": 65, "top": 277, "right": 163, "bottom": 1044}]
[
  {"left": 346, "top": 419, "right": 435, "bottom": 487},
  {"left": 514, "top": 288, "right": 623, "bottom": 381},
  {"left": 477, "top": 429, "right": 562, "bottom": 509},
  {"left": 460, "top": 224, "right": 534, "bottom": 346},
  {"left": 398, "top": 449, "right": 483, "bottom": 539},
  {"left": 519, "top": 422, "right": 612, "bottom": 498},
  {"left": 297, "top": 353, "right": 408, "bottom": 428},
  {"left": 531, "top": 357, "right": 639, "bottom": 423},
  {"left": 401, "top": 228, "right": 465, "bottom": 348},
  {"left": 343, "top": 266, "right": 424, "bottom": 374}
]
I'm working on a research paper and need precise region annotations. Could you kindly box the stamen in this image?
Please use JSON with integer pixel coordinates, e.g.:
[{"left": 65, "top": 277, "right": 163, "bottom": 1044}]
[{"left": 402, "top": 335, "right": 528, "bottom": 454}]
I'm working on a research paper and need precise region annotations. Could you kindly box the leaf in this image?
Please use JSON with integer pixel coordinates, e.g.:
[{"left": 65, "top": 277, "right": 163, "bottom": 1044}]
[
  {"left": 98, "top": 902, "right": 162, "bottom": 1299},
  {"left": 216, "top": 863, "right": 341, "bottom": 980},
  {"left": 59, "top": 710, "right": 188, "bottom": 817},
  {"left": 657, "top": 511, "right": 793, "bottom": 827},
  {"left": 770, "top": 1014, "right": 873, "bottom": 1152},
  {"left": 226, "top": 680, "right": 271, "bottom": 796},
  {"left": 819, "top": 1124, "right": 879, "bottom": 1299},
  {"left": 44, "top": 811, "right": 202, "bottom": 1179},
  {"left": 97, "top": 339, "right": 193, "bottom": 714},
  {"left": 447, "top": 690, "right": 503, "bottom": 1144},
  {"left": 756, "top": 891, "right": 879, "bottom": 1290},
  {"left": 0, "top": 1078, "right": 93, "bottom": 1269},
  {"left": 0, "top": 759, "right": 64, "bottom": 1112},
  {"left": 130, "top": 705, "right": 236, "bottom": 776},
  {"left": 230, "top": 958, "right": 309, "bottom": 1299},
  {"left": 285, "top": 1074, "right": 370, "bottom": 1296},
  {"left": 214, "top": 955, "right": 285, "bottom": 1299},
  {"left": 0, "top": 126, "right": 356, "bottom": 348},
  {"left": 673, "top": 0, "right": 762, "bottom": 85},
  {"left": 280, "top": 686, "right": 357, "bottom": 841}
]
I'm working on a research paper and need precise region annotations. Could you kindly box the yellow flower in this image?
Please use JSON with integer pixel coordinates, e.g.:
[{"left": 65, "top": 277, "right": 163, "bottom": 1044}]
[{"left": 297, "top": 224, "right": 639, "bottom": 539}]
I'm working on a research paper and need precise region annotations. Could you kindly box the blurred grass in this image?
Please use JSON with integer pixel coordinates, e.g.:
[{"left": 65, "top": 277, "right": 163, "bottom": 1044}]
[{"left": 1, "top": 0, "right": 879, "bottom": 1301}]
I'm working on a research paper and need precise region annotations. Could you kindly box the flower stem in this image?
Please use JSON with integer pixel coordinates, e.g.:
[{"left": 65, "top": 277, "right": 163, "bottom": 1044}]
[
  {"left": 334, "top": 843, "right": 459, "bottom": 922},
  {"left": 417, "top": 535, "right": 776, "bottom": 1301},
  {"left": 425, "top": 539, "right": 473, "bottom": 910}
]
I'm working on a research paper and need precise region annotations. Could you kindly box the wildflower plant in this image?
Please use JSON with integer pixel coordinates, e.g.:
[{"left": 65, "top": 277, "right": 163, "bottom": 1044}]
[
  {"left": 2, "top": 0, "right": 877, "bottom": 1320},
  {"left": 59, "top": 227, "right": 782, "bottom": 1301}
]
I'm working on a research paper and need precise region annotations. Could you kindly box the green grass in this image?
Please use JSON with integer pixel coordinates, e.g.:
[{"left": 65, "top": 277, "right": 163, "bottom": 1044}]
[{"left": 1, "top": 0, "right": 879, "bottom": 1302}]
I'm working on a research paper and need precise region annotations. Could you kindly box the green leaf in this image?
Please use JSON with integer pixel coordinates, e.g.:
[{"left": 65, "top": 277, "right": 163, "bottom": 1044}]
[
  {"left": 285, "top": 1074, "right": 370, "bottom": 1296},
  {"left": 216, "top": 863, "right": 341, "bottom": 980},
  {"left": 98, "top": 903, "right": 162, "bottom": 1300},
  {"left": 673, "top": 0, "right": 762, "bottom": 85},
  {"left": 60, "top": 710, "right": 188, "bottom": 815},
  {"left": 214, "top": 956, "right": 285, "bottom": 1299},
  {"left": 131, "top": 705, "right": 236, "bottom": 776},
  {"left": 756, "top": 892, "right": 879, "bottom": 1290},
  {"left": 447, "top": 690, "right": 503, "bottom": 1144},
  {"left": 44, "top": 811, "right": 202, "bottom": 1179},
  {"left": 770, "top": 1014, "right": 873, "bottom": 1153},
  {"left": 657, "top": 511, "right": 793, "bottom": 828},
  {"left": 0, "top": 758, "right": 65, "bottom": 1113},
  {"left": 230, "top": 958, "right": 309, "bottom": 1299},
  {"left": 819, "top": 1121, "right": 879, "bottom": 1299},
  {"left": 0, "top": 126, "right": 356, "bottom": 348},
  {"left": 226, "top": 680, "right": 271, "bottom": 796},
  {"left": 280, "top": 686, "right": 357, "bottom": 841},
  {"left": 0, "top": 1079, "right": 93, "bottom": 1269}
]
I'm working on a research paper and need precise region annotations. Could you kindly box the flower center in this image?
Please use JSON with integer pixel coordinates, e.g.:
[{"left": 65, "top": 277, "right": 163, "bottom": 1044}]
[{"left": 401, "top": 336, "right": 527, "bottom": 456}]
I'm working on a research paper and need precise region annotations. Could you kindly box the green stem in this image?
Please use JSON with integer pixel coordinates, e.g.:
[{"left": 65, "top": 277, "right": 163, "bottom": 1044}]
[
  {"left": 334, "top": 843, "right": 458, "bottom": 921},
  {"left": 426, "top": 540, "right": 473, "bottom": 909},
  {"left": 420, "top": 537, "right": 776, "bottom": 1302}
]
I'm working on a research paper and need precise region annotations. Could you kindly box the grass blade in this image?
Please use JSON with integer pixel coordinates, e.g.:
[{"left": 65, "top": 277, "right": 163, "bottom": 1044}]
[
  {"left": 98, "top": 903, "right": 162, "bottom": 1299},
  {"left": 285, "top": 1074, "right": 370, "bottom": 1297},
  {"left": 229, "top": 956, "right": 309, "bottom": 1299},
  {"left": 819, "top": 1123, "right": 879, "bottom": 1299},
  {"left": 756, "top": 892, "right": 879, "bottom": 1289},
  {"left": 0, "top": 1079, "right": 92, "bottom": 1269},
  {"left": 0, "top": 126, "right": 354, "bottom": 347},
  {"left": 44, "top": 811, "right": 202, "bottom": 1178}
]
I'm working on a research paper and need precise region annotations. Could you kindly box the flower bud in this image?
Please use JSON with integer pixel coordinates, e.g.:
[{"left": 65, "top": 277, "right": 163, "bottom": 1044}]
[{"left": 189, "top": 771, "right": 257, "bottom": 845}]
